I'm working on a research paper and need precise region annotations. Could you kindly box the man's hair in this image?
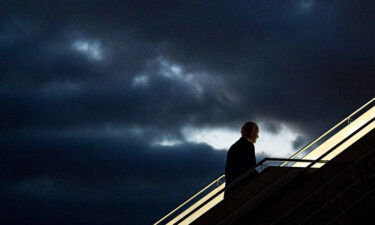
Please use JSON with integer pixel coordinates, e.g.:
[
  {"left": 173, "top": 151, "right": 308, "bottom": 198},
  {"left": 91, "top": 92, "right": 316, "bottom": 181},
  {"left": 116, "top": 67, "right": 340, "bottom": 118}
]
[{"left": 241, "top": 121, "right": 257, "bottom": 137}]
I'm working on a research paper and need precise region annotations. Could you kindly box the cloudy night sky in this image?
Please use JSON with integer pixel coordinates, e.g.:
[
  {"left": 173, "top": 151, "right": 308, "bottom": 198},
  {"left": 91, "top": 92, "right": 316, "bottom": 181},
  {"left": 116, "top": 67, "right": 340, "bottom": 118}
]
[{"left": 1, "top": 0, "right": 374, "bottom": 224}]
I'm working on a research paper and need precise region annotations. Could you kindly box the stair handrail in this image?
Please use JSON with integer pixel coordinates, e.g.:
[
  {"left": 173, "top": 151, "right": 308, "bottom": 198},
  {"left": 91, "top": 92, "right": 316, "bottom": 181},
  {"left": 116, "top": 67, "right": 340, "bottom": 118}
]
[
  {"left": 172, "top": 158, "right": 329, "bottom": 225},
  {"left": 280, "top": 97, "right": 374, "bottom": 166},
  {"left": 295, "top": 117, "right": 374, "bottom": 178},
  {"left": 155, "top": 158, "right": 328, "bottom": 225},
  {"left": 153, "top": 174, "right": 225, "bottom": 225}
]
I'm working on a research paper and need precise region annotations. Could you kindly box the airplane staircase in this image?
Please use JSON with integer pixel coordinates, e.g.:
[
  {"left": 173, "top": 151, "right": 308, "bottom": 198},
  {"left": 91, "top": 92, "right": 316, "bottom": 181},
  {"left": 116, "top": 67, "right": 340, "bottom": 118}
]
[{"left": 154, "top": 98, "right": 374, "bottom": 225}]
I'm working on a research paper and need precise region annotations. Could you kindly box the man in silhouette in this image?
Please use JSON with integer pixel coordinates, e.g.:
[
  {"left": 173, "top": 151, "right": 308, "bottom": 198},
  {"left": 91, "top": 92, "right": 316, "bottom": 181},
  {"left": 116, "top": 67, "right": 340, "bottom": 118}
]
[{"left": 224, "top": 121, "right": 259, "bottom": 197}]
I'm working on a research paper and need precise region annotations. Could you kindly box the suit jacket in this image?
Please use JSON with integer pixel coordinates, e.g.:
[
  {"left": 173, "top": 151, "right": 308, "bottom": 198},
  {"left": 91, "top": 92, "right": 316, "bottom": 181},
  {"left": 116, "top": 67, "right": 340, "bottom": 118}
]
[{"left": 225, "top": 137, "right": 257, "bottom": 186}]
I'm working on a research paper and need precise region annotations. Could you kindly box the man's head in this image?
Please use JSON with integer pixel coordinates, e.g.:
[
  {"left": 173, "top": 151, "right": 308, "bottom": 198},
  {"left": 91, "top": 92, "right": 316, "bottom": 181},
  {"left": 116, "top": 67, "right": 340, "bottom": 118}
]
[{"left": 241, "top": 122, "right": 259, "bottom": 144}]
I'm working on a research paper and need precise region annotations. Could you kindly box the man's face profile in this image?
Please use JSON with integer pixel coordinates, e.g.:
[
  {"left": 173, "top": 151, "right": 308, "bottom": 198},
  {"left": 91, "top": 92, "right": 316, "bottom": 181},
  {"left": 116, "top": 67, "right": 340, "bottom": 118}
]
[
  {"left": 241, "top": 122, "right": 259, "bottom": 143},
  {"left": 249, "top": 125, "right": 259, "bottom": 144}
]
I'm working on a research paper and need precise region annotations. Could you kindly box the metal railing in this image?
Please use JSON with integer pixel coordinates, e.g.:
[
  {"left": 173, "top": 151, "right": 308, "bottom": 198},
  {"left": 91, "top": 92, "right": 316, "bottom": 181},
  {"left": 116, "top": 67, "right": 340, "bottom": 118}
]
[
  {"left": 280, "top": 98, "right": 374, "bottom": 166},
  {"left": 154, "top": 97, "right": 374, "bottom": 225},
  {"left": 154, "top": 158, "right": 328, "bottom": 225},
  {"left": 171, "top": 158, "right": 329, "bottom": 225},
  {"left": 153, "top": 174, "right": 225, "bottom": 225}
]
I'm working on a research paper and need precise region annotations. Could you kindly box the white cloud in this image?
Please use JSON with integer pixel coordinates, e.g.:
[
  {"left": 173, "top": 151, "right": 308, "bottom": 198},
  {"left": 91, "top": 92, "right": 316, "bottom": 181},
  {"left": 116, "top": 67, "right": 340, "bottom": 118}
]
[
  {"left": 182, "top": 127, "right": 239, "bottom": 150},
  {"left": 72, "top": 40, "right": 103, "bottom": 60},
  {"left": 158, "top": 58, "right": 204, "bottom": 96},
  {"left": 155, "top": 58, "right": 232, "bottom": 103},
  {"left": 182, "top": 123, "right": 301, "bottom": 158},
  {"left": 152, "top": 139, "right": 182, "bottom": 147},
  {"left": 132, "top": 75, "right": 149, "bottom": 86},
  {"left": 256, "top": 122, "right": 299, "bottom": 157}
]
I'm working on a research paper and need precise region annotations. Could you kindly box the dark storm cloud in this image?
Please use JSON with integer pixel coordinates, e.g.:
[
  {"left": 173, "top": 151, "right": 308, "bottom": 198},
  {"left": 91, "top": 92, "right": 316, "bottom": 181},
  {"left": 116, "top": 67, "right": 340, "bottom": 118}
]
[
  {"left": 0, "top": 12, "right": 238, "bottom": 133},
  {"left": 0, "top": 132, "right": 226, "bottom": 225},
  {"left": 262, "top": 121, "right": 282, "bottom": 134},
  {"left": 1, "top": 0, "right": 373, "bottom": 135},
  {"left": 0, "top": 133, "right": 225, "bottom": 183},
  {"left": 1, "top": 0, "right": 374, "bottom": 225},
  {"left": 292, "top": 135, "right": 308, "bottom": 150}
]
